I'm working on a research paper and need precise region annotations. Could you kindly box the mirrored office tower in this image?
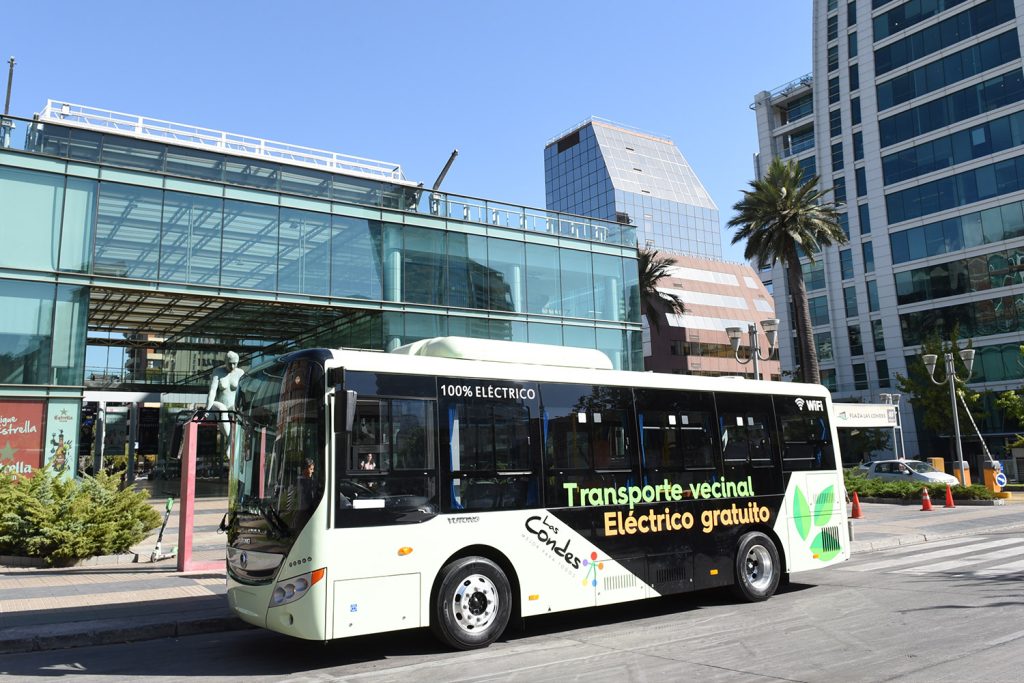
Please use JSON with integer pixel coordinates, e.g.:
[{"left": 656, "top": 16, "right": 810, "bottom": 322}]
[{"left": 544, "top": 118, "right": 721, "bottom": 258}]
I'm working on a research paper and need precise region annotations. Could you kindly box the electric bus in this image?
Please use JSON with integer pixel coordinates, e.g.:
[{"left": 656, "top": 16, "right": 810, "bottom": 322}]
[{"left": 225, "top": 337, "right": 849, "bottom": 650}]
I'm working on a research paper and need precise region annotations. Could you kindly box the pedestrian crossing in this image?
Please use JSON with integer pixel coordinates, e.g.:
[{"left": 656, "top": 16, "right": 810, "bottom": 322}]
[{"left": 841, "top": 535, "right": 1024, "bottom": 579}]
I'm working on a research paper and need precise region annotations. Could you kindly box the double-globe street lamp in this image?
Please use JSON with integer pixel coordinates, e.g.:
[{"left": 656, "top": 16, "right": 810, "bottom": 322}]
[
  {"left": 726, "top": 319, "right": 780, "bottom": 381},
  {"left": 922, "top": 348, "right": 976, "bottom": 485}
]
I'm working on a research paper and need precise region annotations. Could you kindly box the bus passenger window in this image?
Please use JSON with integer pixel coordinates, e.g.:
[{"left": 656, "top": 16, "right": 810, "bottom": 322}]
[
  {"left": 440, "top": 379, "right": 540, "bottom": 512},
  {"left": 780, "top": 414, "right": 835, "bottom": 471}
]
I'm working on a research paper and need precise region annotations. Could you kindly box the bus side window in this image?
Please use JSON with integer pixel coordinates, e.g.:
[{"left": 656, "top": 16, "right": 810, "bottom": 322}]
[
  {"left": 777, "top": 397, "right": 835, "bottom": 471},
  {"left": 440, "top": 378, "right": 540, "bottom": 512},
  {"left": 541, "top": 383, "right": 637, "bottom": 507}
]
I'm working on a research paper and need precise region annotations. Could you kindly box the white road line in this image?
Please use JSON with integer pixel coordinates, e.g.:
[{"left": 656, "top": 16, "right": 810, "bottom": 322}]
[
  {"left": 972, "top": 558, "right": 1024, "bottom": 577},
  {"left": 844, "top": 538, "right": 1021, "bottom": 573},
  {"left": 895, "top": 547, "right": 1024, "bottom": 574}
]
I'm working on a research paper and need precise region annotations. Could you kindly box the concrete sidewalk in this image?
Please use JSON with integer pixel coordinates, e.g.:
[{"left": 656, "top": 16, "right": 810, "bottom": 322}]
[{"left": 2, "top": 498, "right": 1023, "bottom": 655}]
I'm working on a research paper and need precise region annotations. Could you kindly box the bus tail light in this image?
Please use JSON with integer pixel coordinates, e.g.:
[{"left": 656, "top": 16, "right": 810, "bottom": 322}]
[{"left": 270, "top": 567, "right": 325, "bottom": 608}]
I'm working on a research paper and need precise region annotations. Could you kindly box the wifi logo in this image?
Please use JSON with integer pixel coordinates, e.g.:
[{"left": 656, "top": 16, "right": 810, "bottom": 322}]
[{"left": 795, "top": 398, "right": 805, "bottom": 411}]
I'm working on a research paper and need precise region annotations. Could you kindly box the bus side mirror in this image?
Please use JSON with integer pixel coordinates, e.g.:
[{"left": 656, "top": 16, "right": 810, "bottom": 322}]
[{"left": 335, "top": 387, "right": 357, "bottom": 433}]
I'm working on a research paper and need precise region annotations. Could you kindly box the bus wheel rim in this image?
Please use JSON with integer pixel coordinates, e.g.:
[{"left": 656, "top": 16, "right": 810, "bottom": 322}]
[
  {"left": 745, "top": 545, "right": 773, "bottom": 592},
  {"left": 451, "top": 573, "right": 498, "bottom": 634}
]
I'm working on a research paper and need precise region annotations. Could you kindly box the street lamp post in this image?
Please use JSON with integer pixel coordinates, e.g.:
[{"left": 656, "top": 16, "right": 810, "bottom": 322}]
[
  {"left": 922, "top": 348, "right": 976, "bottom": 485},
  {"left": 726, "top": 319, "right": 780, "bottom": 381}
]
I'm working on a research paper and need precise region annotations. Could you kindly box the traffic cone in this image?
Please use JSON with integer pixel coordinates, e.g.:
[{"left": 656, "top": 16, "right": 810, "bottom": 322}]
[
  {"left": 920, "top": 487, "right": 933, "bottom": 511},
  {"left": 851, "top": 491, "right": 864, "bottom": 519},
  {"left": 944, "top": 484, "right": 955, "bottom": 509}
]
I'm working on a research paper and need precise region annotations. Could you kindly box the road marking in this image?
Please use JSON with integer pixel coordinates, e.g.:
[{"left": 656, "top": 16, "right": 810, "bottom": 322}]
[
  {"left": 843, "top": 538, "right": 1020, "bottom": 573},
  {"left": 894, "top": 547, "right": 1023, "bottom": 575},
  {"left": 971, "top": 558, "right": 1024, "bottom": 577}
]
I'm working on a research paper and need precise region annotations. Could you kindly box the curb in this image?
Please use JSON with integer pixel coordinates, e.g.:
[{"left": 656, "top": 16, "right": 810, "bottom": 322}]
[
  {"left": 0, "top": 613, "right": 253, "bottom": 655},
  {"left": 855, "top": 496, "right": 1007, "bottom": 506}
]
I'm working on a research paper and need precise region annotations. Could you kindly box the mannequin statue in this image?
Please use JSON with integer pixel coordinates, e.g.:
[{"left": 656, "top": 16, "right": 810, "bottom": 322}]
[{"left": 206, "top": 351, "right": 244, "bottom": 439}]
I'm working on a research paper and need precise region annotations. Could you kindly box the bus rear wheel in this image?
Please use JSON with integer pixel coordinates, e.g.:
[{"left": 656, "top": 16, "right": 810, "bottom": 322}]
[
  {"left": 732, "top": 532, "right": 780, "bottom": 602},
  {"left": 431, "top": 556, "right": 512, "bottom": 650}
]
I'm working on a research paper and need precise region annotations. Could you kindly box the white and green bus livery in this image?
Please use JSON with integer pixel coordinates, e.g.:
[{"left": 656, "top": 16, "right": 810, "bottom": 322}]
[{"left": 225, "top": 337, "right": 849, "bottom": 650}]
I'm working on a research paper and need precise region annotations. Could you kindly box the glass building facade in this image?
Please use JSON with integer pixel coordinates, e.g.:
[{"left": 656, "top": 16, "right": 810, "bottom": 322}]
[
  {"left": 0, "top": 103, "right": 641, "bottom": 477},
  {"left": 752, "top": 0, "right": 1024, "bottom": 463},
  {"left": 544, "top": 118, "right": 721, "bottom": 258}
]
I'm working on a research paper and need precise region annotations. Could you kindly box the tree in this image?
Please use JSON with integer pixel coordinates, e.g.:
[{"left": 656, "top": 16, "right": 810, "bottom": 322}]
[
  {"left": 637, "top": 246, "right": 684, "bottom": 333},
  {"left": 727, "top": 158, "right": 847, "bottom": 384},
  {"left": 995, "top": 345, "right": 1024, "bottom": 448},
  {"left": 895, "top": 329, "right": 984, "bottom": 457}
]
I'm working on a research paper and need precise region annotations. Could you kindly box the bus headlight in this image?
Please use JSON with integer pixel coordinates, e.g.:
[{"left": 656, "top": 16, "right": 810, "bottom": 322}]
[{"left": 269, "top": 567, "right": 325, "bottom": 608}]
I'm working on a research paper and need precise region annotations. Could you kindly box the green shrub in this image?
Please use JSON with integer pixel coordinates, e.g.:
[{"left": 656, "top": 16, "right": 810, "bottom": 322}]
[
  {"left": 844, "top": 468, "right": 996, "bottom": 501},
  {"left": 0, "top": 465, "right": 162, "bottom": 566}
]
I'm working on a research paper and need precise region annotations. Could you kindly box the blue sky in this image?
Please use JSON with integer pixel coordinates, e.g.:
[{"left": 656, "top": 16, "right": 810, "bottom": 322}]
[{"left": 3, "top": 1, "right": 811, "bottom": 264}]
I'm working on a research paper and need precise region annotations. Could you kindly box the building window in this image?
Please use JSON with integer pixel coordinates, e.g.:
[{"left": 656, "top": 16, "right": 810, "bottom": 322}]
[
  {"left": 876, "top": 31, "right": 1020, "bottom": 111},
  {"left": 871, "top": 319, "right": 885, "bottom": 352},
  {"left": 849, "top": 64, "right": 860, "bottom": 92},
  {"left": 838, "top": 212, "right": 850, "bottom": 238},
  {"left": 853, "top": 362, "right": 868, "bottom": 390},
  {"left": 844, "top": 286, "right": 859, "bottom": 317},
  {"left": 828, "top": 46, "right": 839, "bottom": 72},
  {"left": 867, "top": 279, "right": 880, "bottom": 312},
  {"left": 853, "top": 131, "right": 864, "bottom": 161},
  {"left": 885, "top": 153, "right": 1024, "bottom": 224},
  {"left": 862, "top": 241, "right": 875, "bottom": 273},
  {"left": 877, "top": 359, "right": 891, "bottom": 388},
  {"left": 803, "top": 260, "right": 827, "bottom": 291},
  {"left": 889, "top": 198, "right": 1024, "bottom": 265},
  {"left": 828, "top": 14, "right": 839, "bottom": 41},
  {"left": 821, "top": 368, "right": 838, "bottom": 391},
  {"left": 858, "top": 203, "right": 871, "bottom": 234},
  {"left": 878, "top": 71, "right": 1024, "bottom": 149},
  {"left": 830, "top": 108, "right": 842, "bottom": 138},
  {"left": 832, "top": 142, "right": 844, "bottom": 171},
  {"left": 851, "top": 97, "right": 861, "bottom": 126},
  {"left": 855, "top": 166, "right": 867, "bottom": 197},
  {"left": 840, "top": 249, "right": 854, "bottom": 279},
  {"left": 829, "top": 77, "right": 841, "bottom": 104},
  {"left": 816, "top": 331, "right": 834, "bottom": 361},
  {"left": 848, "top": 31, "right": 858, "bottom": 59},
  {"left": 847, "top": 0, "right": 856, "bottom": 26},
  {"left": 810, "top": 295, "right": 830, "bottom": 326},
  {"left": 848, "top": 324, "right": 864, "bottom": 356},
  {"left": 833, "top": 176, "right": 846, "bottom": 205}
]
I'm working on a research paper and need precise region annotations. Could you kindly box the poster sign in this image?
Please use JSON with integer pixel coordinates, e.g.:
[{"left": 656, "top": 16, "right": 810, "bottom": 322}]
[
  {"left": 46, "top": 400, "right": 80, "bottom": 479},
  {"left": 0, "top": 400, "right": 45, "bottom": 476},
  {"left": 832, "top": 403, "right": 898, "bottom": 429}
]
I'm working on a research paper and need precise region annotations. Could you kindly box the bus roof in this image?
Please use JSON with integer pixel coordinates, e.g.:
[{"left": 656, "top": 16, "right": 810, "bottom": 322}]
[
  {"left": 330, "top": 338, "right": 831, "bottom": 401},
  {"left": 389, "top": 336, "right": 613, "bottom": 370}
]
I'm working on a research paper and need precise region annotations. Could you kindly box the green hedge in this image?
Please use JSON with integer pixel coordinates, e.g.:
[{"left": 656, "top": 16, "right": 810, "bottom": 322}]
[
  {"left": 844, "top": 468, "right": 996, "bottom": 501},
  {"left": 0, "top": 465, "right": 162, "bottom": 566}
]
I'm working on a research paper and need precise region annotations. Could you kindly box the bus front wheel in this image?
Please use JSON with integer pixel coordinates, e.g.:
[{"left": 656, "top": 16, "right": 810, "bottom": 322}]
[
  {"left": 732, "top": 532, "right": 780, "bottom": 602},
  {"left": 431, "top": 556, "right": 512, "bottom": 650}
]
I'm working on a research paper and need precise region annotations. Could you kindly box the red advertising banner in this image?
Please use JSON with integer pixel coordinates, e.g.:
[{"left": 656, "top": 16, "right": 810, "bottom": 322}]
[{"left": 0, "top": 400, "right": 45, "bottom": 476}]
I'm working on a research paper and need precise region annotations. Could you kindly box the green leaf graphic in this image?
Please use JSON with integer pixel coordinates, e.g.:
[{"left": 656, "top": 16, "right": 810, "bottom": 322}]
[
  {"left": 813, "top": 485, "right": 834, "bottom": 527},
  {"left": 810, "top": 527, "right": 841, "bottom": 562},
  {"left": 794, "top": 487, "right": 810, "bottom": 540}
]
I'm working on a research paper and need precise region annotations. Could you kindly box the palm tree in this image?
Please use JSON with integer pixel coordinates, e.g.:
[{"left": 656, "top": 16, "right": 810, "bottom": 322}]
[
  {"left": 726, "top": 158, "right": 847, "bottom": 385},
  {"left": 637, "top": 246, "right": 684, "bottom": 333}
]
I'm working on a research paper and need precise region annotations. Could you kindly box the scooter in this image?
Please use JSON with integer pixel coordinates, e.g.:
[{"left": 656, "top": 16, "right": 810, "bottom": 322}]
[{"left": 150, "top": 497, "right": 178, "bottom": 562}]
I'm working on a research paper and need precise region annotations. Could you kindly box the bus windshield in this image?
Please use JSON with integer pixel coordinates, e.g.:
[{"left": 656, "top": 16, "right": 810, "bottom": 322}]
[{"left": 229, "top": 358, "right": 326, "bottom": 553}]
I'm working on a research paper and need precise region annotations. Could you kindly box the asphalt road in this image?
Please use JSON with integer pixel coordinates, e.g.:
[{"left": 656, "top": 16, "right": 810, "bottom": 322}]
[{"left": 3, "top": 530, "right": 1023, "bottom": 682}]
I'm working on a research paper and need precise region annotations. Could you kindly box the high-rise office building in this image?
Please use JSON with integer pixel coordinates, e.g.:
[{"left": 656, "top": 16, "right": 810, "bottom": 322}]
[
  {"left": 753, "top": 0, "right": 1024, "bottom": 464},
  {"left": 545, "top": 118, "right": 721, "bottom": 258}
]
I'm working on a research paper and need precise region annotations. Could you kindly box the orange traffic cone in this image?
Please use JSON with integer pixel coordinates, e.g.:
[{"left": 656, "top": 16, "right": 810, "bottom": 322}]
[
  {"left": 944, "top": 484, "right": 955, "bottom": 509},
  {"left": 921, "top": 487, "right": 933, "bottom": 511},
  {"left": 851, "top": 491, "right": 864, "bottom": 519}
]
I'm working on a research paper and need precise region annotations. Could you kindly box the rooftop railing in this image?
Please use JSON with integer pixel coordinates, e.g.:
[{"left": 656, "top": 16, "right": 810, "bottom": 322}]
[
  {"left": 0, "top": 113, "right": 636, "bottom": 248},
  {"left": 37, "top": 100, "right": 408, "bottom": 182}
]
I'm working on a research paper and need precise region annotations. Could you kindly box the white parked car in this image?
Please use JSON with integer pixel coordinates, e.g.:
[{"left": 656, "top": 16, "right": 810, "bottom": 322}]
[{"left": 862, "top": 459, "right": 959, "bottom": 486}]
